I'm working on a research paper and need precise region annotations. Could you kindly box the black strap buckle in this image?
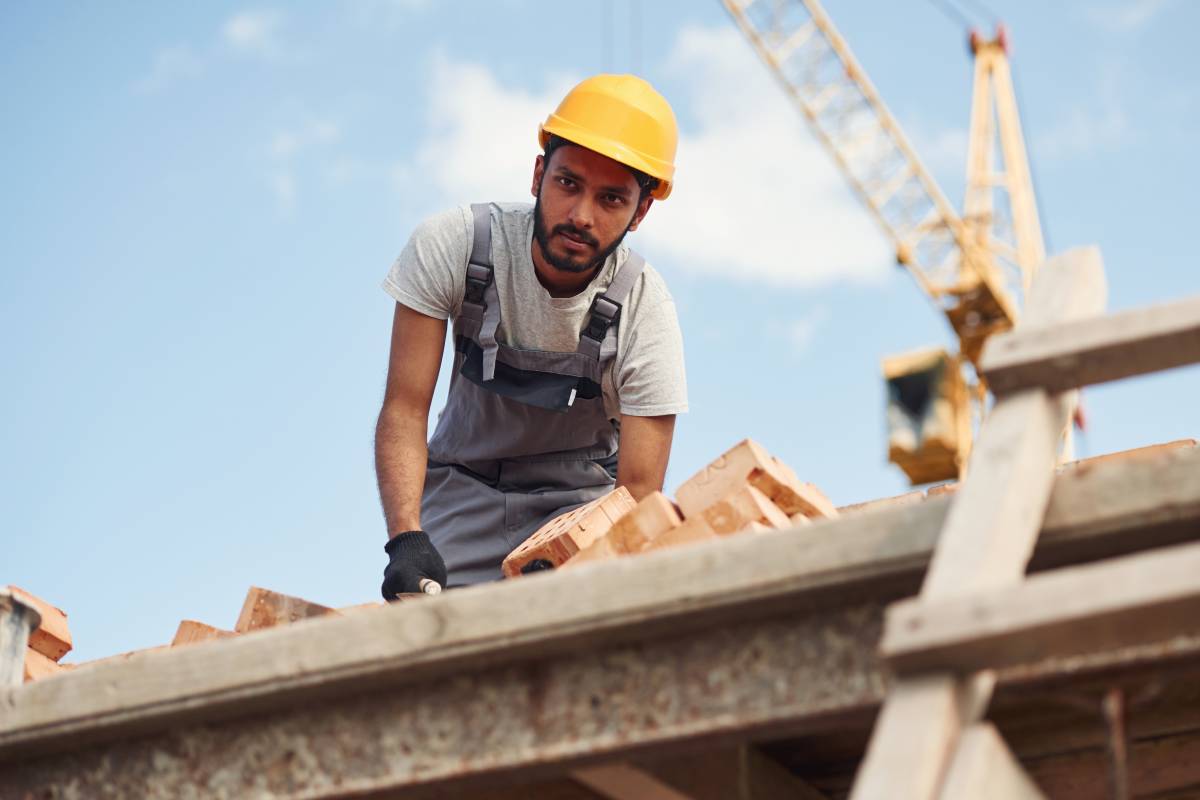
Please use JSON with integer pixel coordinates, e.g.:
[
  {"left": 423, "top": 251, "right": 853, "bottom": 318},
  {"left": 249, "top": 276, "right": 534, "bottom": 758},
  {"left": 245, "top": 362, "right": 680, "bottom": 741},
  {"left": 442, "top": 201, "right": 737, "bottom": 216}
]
[
  {"left": 464, "top": 262, "right": 493, "bottom": 305},
  {"left": 582, "top": 295, "right": 621, "bottom": 343}
]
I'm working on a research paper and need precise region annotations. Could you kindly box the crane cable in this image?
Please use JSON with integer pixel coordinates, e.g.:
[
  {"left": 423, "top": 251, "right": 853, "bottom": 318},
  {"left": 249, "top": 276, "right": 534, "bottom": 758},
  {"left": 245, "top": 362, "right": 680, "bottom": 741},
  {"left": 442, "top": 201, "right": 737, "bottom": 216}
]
[{"left": 925, "top": 0, "right": 975, "bottom": 30}]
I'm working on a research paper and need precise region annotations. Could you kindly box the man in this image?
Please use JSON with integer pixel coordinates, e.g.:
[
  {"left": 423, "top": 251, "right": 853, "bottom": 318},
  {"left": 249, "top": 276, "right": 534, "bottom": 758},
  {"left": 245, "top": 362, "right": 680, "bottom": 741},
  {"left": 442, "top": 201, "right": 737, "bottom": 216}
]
[{"left": 375, "top": 74, "right": 687, "bottom": 597}]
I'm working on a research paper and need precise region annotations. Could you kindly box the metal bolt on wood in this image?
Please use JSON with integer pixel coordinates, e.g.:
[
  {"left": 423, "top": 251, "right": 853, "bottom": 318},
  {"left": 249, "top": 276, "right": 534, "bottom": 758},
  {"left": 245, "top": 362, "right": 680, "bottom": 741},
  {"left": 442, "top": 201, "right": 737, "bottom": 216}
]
[{"left": 0, "top": 588, "right": 41, "bottom": 688}]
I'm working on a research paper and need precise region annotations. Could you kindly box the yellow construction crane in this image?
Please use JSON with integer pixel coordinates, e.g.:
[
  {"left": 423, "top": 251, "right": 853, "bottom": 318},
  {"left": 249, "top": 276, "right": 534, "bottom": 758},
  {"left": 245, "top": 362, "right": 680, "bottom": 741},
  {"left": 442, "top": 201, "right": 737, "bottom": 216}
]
[{"left": 721, "top": 0, "right": 1048, "bottom": 484}]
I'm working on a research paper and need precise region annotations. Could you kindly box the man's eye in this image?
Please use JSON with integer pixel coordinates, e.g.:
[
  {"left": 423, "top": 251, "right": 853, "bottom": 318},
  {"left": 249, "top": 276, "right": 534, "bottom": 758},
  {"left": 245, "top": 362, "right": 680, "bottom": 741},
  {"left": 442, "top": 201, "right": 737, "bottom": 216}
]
[
  {"left": 604, "top": 194, "right": 626, "bottom": 205},
  {"left": 556, "top": 176, "right": 575, "bottom": 188}
]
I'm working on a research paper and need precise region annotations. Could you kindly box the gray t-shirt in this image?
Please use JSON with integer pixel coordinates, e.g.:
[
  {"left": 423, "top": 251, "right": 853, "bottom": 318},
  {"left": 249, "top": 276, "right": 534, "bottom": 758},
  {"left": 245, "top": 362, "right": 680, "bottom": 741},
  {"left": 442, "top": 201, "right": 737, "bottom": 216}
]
[{"left": 383, "top": 203, "right": 688, "bottom": 418}]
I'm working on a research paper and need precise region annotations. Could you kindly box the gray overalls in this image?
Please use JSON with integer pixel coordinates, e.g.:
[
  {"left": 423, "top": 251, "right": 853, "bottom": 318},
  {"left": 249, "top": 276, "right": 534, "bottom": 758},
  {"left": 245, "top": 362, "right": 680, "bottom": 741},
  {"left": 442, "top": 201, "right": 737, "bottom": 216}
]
[{"left": 422, "top": 203, "right": 646, "bottom": 587}]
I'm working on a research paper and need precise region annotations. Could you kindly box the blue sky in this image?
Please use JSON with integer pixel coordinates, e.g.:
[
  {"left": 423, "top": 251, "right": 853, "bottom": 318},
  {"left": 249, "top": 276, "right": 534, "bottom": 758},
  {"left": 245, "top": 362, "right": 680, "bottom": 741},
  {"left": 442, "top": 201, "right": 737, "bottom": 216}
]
[{"left": 4, "top": 0, "right": 1198, "bottom": 661}]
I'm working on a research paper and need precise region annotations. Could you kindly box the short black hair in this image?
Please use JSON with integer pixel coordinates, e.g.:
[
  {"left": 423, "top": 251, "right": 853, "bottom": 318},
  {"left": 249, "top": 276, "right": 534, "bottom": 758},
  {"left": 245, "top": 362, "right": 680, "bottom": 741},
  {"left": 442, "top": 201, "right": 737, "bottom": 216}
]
[{"left": 543, "top": 134, "right": 660, "bottom": 200}]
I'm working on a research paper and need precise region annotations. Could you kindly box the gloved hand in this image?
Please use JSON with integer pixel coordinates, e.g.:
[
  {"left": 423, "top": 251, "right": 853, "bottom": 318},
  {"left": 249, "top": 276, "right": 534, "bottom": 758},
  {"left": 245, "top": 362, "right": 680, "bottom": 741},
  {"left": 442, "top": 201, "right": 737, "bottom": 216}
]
[{"left": 381, "top": 531, "right": 448, "bottom": 600}]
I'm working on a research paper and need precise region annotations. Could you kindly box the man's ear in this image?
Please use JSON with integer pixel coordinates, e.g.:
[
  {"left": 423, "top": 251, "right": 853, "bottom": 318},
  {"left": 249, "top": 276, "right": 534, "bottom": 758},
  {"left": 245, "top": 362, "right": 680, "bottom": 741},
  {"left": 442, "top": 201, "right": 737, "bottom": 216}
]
[
  {"left": 531, "top": 154, "right": 545, "bottom": 198},
  {"left": 627, "top": 196, "right": 654, "bottom": 232}
]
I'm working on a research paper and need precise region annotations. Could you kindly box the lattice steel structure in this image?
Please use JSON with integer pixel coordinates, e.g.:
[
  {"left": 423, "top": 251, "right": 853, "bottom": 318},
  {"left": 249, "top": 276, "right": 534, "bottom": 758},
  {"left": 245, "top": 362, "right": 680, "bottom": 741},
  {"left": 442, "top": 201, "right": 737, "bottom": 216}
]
[{"left": 721, "top": 0, "right": 1037, "bottom": 366}]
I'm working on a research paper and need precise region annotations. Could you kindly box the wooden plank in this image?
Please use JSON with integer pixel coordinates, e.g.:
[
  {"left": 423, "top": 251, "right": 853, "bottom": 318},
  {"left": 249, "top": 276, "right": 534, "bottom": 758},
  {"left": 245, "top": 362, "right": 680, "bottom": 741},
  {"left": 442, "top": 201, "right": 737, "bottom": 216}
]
[
  {"left": 7, "top": 586, "right": 71, "bottom": 661},
  {"left": 573, "top": 764, "right": 696, "bottom": 800},
  {"left": 922, "top": 247, "right": 1106, "bottom": 598},
  {"left": 1060, "top": 438, "right": 1195, "bottom": 473},
  {"left": 234, "top": 587, "right": 336, "bottom": 633},
  {"left": 838, "top": 491, "right": 925, "bottom": 517},
  {"left": 1, "top": 439, "right": 1198, "bottom": 795},
  {"left": 0, "top": 598, "right": 889, "bottom": 798},
  {"left": 982, "top": 293, "right": 1200, "bottom": 396},
  {"left": 636, "top": 746, "right": 831, "bottom": 800},
  {"left": 938, "top": 724, "right": 1047, "bottom": 800},
  {"left": 0, "top": 441, "right": 1195, "bottom": 755},
  {"left": 1025, "top": 727, "right": 1200, "bottom": 800},
  {"left": 171, "top": 621, "right": 236, "bottom": 647},
  {"left": 884, "top": 539, "right": 1200, "bottom": 676},
  {"left": 62, "top": 645, "right": 172, "bottom": 673},
  {"left": 675, "top": 439, "right": 837, "bottom": 520},
  {"left": 503, "top": 489, "right": 637, "bottom": 577},
  {"left": 851, "top": 246, "right": 1108, "bottom": 800}
]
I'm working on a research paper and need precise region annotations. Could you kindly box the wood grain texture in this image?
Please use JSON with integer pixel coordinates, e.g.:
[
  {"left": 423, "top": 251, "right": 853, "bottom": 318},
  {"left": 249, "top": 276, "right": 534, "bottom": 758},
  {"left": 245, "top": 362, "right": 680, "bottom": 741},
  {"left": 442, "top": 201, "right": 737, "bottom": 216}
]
[
  {"left": 939, "top": 724, "right": 1047, "bottom": 800},
  {"left": 851, "top": 246, "right": 1108, "bottom": 800},
  {"left": 3, "top": 440, "right": 1200, "bottom": 799},
  {"left": 885, "top": 539, "right": 1200, "bottom": 675},
  {"left": 982, "top": 293, "right": 1200, "bottom": 396}
]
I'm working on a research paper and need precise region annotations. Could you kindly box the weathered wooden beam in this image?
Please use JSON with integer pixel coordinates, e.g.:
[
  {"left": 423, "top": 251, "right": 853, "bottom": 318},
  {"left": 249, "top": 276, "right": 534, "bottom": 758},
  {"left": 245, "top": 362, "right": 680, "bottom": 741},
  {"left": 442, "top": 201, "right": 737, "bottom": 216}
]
[
  {"left": 0, "top": 599, "right": 888, "bottom": 798},
  {"left": 619, "top": 748, "right": 835, "bottom": 800},
  {"left": 938, "top": 724, "right": 1047, "bottom": 800},
  {"left": 884, "top": 539, "right": 1200, "bottom": 676},
  {"left": 1, "top": 442, "right": 1196, "bottom": 755},
  {"left": 982, "top": 293, "right": 1200, "bottom": 396},
  {"left": 1, "top": 440, "right": 1198, "bottom": 797},
  {"left": 573, "top": 764, "right": 696, "bottom": 800},
  {"left": 851, "top": 246, "right": 1108, "bottom": 800}
]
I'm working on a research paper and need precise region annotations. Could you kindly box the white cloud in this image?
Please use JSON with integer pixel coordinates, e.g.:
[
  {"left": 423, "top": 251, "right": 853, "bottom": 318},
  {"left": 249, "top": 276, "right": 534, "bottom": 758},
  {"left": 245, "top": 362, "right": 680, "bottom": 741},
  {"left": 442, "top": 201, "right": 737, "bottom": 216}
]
[
  {"left": 133, "top": 45, "right": 203, "bottom": 94},
  {"left": 223, "top": 10, "right": 285, "bottom": 58},
  {"left": 411, "top": 55, "right": 576, "bottom": 204},
  {"left": 401, "top": 27, "right": 893, "bottom": 289},
  {"left": 1087, "top": 0, "right": 1172, "bottom": 32},
  {"left": 637, "top": 26, "right": 890, "bottom": 288}
]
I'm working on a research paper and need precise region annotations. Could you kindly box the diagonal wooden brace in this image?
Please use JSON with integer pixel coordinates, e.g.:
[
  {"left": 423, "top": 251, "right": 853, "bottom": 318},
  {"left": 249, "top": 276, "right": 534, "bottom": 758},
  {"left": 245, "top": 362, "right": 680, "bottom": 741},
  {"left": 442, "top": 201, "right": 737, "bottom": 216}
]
[{"left": 849, "top": 246, "right": 1108, "bottom": 800}]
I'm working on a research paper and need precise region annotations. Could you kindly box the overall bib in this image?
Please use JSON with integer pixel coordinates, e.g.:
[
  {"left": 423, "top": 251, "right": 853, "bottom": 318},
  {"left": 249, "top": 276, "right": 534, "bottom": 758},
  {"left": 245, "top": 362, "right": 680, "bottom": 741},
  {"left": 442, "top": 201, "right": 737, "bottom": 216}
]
[{"left": 422, "top": 204, "right": 646, "bottom": 587}]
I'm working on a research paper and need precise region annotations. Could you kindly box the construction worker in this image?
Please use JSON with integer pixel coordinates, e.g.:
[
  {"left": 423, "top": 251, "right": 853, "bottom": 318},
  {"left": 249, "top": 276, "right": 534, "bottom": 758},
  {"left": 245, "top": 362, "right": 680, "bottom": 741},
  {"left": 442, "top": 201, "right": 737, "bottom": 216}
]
[{"left": 375, "top": 74, "right": 688, "bottom": 596}]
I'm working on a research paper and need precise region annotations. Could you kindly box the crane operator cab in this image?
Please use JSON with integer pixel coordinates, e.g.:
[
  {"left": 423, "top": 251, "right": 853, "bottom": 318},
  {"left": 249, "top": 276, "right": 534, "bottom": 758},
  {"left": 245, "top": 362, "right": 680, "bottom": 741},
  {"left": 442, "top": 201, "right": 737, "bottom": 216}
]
[{"left": 884, "top": 348, "right": 971, "bottom": 485}]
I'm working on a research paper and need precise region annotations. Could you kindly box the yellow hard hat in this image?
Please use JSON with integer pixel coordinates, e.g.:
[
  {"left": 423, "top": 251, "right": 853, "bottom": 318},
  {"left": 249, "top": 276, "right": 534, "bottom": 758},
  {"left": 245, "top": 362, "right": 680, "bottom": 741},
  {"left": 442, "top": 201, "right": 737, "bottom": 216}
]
[{"left": 539, "top": 74, "right": 678, "bottom": 200}]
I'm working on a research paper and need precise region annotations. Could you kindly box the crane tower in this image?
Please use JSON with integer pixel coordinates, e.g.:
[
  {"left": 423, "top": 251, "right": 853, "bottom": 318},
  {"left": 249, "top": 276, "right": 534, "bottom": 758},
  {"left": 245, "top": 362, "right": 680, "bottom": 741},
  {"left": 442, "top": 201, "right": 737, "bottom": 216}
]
[{"left": 722, "top": 0, "right": 1049, "bottom": 483}]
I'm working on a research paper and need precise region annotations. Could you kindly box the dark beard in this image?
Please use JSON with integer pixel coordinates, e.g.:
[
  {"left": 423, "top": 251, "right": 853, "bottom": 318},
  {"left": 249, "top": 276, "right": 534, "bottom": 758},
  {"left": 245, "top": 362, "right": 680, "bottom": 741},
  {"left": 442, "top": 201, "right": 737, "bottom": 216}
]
[{"left": 533, "top": 193, "right": 629, "bottom": 275}]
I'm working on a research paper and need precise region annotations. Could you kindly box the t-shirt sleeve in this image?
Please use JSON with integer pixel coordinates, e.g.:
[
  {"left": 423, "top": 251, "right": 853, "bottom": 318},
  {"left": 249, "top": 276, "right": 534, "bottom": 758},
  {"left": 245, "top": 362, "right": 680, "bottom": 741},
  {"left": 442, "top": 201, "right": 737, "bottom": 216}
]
[
  {"left": 615, "top": 297, "right": 689, "bottom": 416},
  {"left": 382, "top": 207, "right": 472, "bottom": 319}
]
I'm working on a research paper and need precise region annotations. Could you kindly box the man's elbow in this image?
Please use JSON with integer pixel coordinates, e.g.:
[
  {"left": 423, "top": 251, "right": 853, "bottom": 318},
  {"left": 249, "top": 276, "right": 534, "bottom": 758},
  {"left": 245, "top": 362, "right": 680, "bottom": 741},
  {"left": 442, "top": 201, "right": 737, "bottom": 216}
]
[{"left": 617, "top": 476, "right": 665, "bottom": 502}]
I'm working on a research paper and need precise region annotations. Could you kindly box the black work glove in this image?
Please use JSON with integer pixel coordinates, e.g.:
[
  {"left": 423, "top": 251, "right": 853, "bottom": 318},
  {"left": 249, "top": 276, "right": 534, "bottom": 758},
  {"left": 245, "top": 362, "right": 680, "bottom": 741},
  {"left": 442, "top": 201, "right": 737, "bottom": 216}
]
[{"left": 381, "top": 531, "right": 448, "bottom": 600}]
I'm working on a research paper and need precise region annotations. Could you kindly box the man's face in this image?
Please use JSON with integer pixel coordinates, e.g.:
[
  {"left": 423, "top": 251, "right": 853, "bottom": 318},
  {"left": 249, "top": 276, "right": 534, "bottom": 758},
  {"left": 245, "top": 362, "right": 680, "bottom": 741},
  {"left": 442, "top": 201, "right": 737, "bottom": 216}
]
[{"left": 531, "top": 143, "right": 653, "bottom": 275}]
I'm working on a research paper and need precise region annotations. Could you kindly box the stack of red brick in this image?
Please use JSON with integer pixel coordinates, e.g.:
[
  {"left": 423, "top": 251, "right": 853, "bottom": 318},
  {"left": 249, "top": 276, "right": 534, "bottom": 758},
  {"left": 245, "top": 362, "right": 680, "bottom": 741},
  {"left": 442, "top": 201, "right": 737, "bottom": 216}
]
[{"left": 502, "top": 439, "right": 839, "bottom": 577}]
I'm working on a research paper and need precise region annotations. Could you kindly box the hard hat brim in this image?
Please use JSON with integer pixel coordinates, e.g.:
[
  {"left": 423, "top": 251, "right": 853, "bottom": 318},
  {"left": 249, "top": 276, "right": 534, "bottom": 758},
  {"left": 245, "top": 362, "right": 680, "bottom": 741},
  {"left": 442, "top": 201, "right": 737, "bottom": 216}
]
[{"left": 539, "top": 121, "right": 674, "bottom": 200}]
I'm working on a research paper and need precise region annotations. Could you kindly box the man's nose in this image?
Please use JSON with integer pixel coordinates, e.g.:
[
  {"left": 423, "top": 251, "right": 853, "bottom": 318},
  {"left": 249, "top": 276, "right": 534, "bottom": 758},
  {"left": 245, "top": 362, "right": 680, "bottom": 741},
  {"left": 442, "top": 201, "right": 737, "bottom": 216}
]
[{"left": 568, "top": 197, "right": 594, "bottom": 230}]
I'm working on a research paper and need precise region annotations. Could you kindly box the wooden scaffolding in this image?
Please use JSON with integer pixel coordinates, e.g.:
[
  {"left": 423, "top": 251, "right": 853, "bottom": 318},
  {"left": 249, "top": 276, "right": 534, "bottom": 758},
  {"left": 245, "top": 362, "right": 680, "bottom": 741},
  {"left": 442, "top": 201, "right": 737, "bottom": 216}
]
[{"left": 3, "top": 246, "right": 1200, "bottom": 798}]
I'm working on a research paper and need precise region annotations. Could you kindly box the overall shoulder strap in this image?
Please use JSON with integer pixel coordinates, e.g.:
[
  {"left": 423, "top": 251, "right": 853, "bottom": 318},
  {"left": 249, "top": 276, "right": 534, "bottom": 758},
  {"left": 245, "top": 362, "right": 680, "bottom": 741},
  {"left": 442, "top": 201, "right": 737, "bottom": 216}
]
[
  {"left": 577, "top": 250, "right": 646, "bottom": 360},
  {"left": 465, "top": 203, "right": 502, "bottom": 381}
]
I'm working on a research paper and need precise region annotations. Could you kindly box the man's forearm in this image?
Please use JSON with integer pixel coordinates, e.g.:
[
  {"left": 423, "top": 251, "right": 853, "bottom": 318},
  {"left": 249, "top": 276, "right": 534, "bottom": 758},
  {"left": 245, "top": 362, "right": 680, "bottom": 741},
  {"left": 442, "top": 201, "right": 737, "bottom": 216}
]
[{"left": 375, "top": 402, "right": 430, "bottom": 538}]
